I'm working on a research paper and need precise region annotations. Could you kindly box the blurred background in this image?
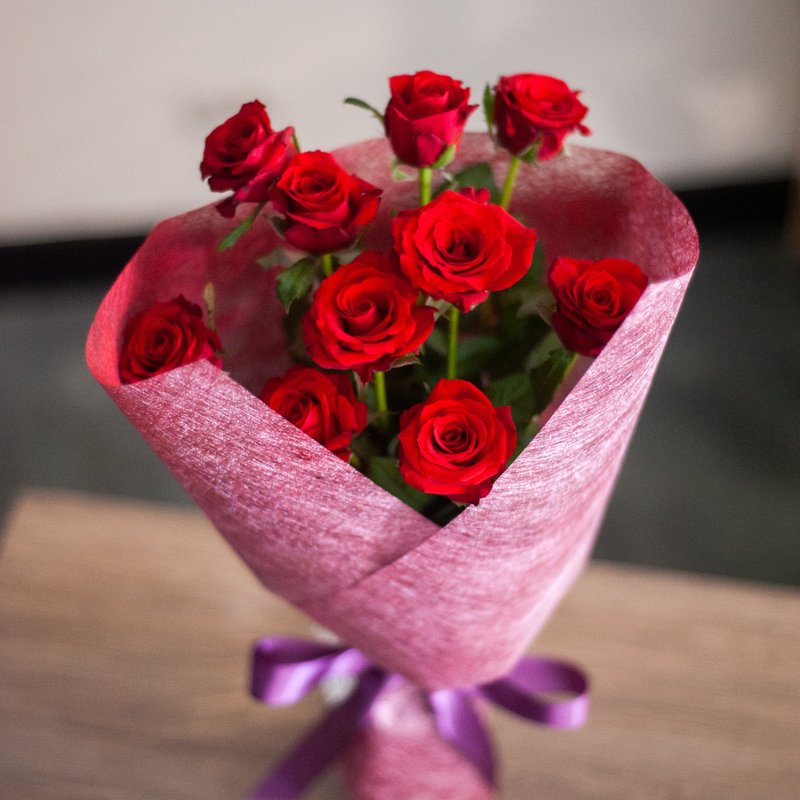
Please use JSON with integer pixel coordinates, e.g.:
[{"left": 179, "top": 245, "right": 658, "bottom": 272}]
[{"left": 1, "top": 0, "right": 798, "bottom": 584}]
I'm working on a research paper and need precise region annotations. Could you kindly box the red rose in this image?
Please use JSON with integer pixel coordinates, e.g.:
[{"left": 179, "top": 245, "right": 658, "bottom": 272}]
[
  {"left": 392, "top": 188, "right": 537, "bottom": 311},
  {"left": 493, "top": 74, "right": 589, "bottom": 159},
  {"left": 397, "top": 379, "right": 516, "bottom": 505},
  {"left": 200, "top": 100, "right": 295, "bottom": 218},
  {"left": 119, "top": 296, "right": 222, "bottom": 384},
  {"left": 259, "top": 366, "right": 367, "bottom": 461},
  {"left": 384, "top": 71, "right": 477, "bottom": 167},
  {"left": 270, "top": 151, "right": 382, "bottom": 255},
  {"left": 548, "top": 256, "right": 649, "bottom": 356},
  {"left": 302, "top": 251, "right": 435, "bottom": 381}
]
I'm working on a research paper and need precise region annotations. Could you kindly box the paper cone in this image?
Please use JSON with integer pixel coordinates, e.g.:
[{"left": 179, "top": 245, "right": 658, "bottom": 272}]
[{"left": 86, "top": 134, "right": 698, "bottom": 691}]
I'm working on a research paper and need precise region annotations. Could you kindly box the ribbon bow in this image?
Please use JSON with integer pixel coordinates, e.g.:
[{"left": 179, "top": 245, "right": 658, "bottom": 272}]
[{"left": 249, "top": 637, "right": 589, "bottom": 799}]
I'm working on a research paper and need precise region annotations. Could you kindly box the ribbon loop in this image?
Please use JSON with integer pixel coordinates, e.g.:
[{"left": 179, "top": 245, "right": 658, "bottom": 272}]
[
  {"left": 251, "top": 636, "right": 369, "bottom": 706},
  {"left": 479, "top": 655, "right": 590, "bottom": 728}
]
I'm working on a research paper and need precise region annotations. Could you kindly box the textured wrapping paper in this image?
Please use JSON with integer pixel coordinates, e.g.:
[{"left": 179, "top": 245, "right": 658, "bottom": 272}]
[
  {"left": 86, "top": 133, "right": 697, "bottom": 797},
  {"left": 340, "top": 681, "right": 491, "bottom": 800}
]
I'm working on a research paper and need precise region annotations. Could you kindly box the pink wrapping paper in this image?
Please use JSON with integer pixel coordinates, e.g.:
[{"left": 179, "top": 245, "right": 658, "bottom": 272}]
[
  {"left": 86, "top": 135, "right": 698, "bottom": 697},
  {"left": 340, "top": 682, "right": 490, "bottom": 800}
]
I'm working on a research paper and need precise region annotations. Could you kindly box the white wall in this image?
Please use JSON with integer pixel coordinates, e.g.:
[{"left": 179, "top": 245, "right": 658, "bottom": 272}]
[{"left": 2, "top": 0, "right": 798, "bottom": 243}]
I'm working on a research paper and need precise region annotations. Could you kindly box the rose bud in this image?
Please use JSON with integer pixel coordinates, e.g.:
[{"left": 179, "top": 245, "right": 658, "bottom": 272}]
[
  {"left": 384, "top": 71, "right": 477, "bottom": 167},
  {"left": 119, "top": 295, "right": 222, "bottom": 384},
  {"left": 200, "top": 100, "right": 295, "bottom": 218},
  {"left": 302, "top": 251, "right": 435, "bottom": 381},
  {"left": 392, "top": 188, "right": 537, "bottom": 311},
  {"left": 270, "top": 151, "right": 382, "bottom": 255},
  {"left": 548, "top": 256, "right": 649, "bottom": 357},
  {"left": 398, "top": 379, "right": 517, "bottom": 505},
  {"left": 493, "top": 74, "right": 590, "bottom": 159},
  {"left": 259, "top": 366, "right": 367, "bottom": 462}
]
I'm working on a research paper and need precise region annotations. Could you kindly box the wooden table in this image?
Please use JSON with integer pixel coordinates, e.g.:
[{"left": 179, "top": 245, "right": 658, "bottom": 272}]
[{"left": 1, "top": 490, "right": 798, "bottom": 799}]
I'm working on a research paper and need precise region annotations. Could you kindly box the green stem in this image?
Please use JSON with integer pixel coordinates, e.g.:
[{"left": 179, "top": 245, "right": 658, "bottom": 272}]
[
  {"left": 446, "top": 307, "right": 460, "bottom": 379},
  {"left": 499, "top": 155, "right": 521, "bottom": 210},
  {"left": 419, "top": 167, "right": 432, "bottom": 206},
  {"left": 563, "top": 351, "right": 580, "bottom": 380},
  {"left": 373, "top": 371, "right": 388, "bottom": 427},
  {"left": 321, "top": 253, "right": 334, "bottom": 277}
]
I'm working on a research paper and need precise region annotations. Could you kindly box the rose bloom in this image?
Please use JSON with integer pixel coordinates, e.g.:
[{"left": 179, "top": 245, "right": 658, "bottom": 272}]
[
  {"left": 392, "top": 188, "right": 537, "bottom": 311},
  {"left": 259, "top": 366, "right": 367, "bottom": 461},
  {"left": 384, "top": 70, "right": 477, "bottom": 167},
  {"left": 200, "top": 100, "right": 295, "bottom": 218},
  {"left": 302, "top": 251, "right": 435, "bottom": 381},
  {"left": 270, "top": 151, "right": 382, "bottom": 255},
  {"left": 493, "top": 74, "right": 589, "bottom": 159},
  {"left": 119, "top": 296, "right": 222, "bottom": 384},
  {"left": 548, "top": 256, "right": 649, "bottom": 357},
  {"left": 398, "top": 379, "right": 517, "bottom": 505}
]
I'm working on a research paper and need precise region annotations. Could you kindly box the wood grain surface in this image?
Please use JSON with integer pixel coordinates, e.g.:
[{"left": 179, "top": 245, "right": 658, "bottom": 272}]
[{"left": 1, "top": 490, "right": 798, "bottom": 800}]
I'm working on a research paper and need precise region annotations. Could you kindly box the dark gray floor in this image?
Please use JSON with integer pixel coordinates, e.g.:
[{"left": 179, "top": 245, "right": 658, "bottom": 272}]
[
  {"left": 595, "top": 228, "right": 799, "bottom": 584},
  {"left": 2, "top": 225, "right": 798, "bottom": 585}
]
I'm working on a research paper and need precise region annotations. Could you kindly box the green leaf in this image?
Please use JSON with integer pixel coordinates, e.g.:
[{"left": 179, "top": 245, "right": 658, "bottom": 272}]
[
  {"left": 457, "top": 335, "right": 504, "bottom": 377},
  {"left": 390, "top": 353, "right": 421, "bottom": 369},
  {"left": 483, "top": 83, "right": 495, "bottom": 129},
  {"left": 515, "top": 242, "right": 553, "bottom": 310},
  {"left": 367, "top": 457, "right": 430, "bottom": 513},
  {"left": 427, "top": 498, "right": 463, "bottom": 526},
  {"left": 495, "top": 240, "right": 546, "bottom": 299},
  {"left": 487, "top": 371, "right": 535, "bottom": 428},
  {"left": 344, "top": 97, "right": 385, "bottom": 123},
  {"left": 275, "top": 257, "right": 318, "bottom": 312},
  {"left": 443, "top": 162, "right": 501, "bottom": 203},
  {"left": 513, "top": 242, "right": 553, "bottom": 317},
  {"left": 432, "top": 143, "right": 457, "bottom": 170},
  {"left": 529, "top": 240, "right": 546, "bottom": 284},
  {"left": 217, "top": 203, "right": 265, "bottom": 252},
  {"left": 256, "top": 248, "right": 291, "bottom": 271},
  {"left": 517, "top": 286, "right": 553, "bottom": 319},
  {"left": 529, "top": 344, "right": 578, "bottom": 415},
  {"left": 291, "top": 130, "right": 302, "bottom": 153},
  {"left": 390, "top": 159, "right": 415, "bottom": 182},
  {"left": 487, "top": 371, "right": 532, "bottom": 406},
  {"left": 525, "top": 330, "right": 562, "bottom": 370},
  {"left": 519, "top": 139, "right": 543, "bottom": 164}
]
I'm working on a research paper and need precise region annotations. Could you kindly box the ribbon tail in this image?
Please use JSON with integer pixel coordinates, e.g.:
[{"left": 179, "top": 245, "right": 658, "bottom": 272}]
[
  {"left": 429, "top": 689, "right": 495, "bottom": 787},
  {"left": 250, "top": 667, "right": 388, "bottom": 800}
]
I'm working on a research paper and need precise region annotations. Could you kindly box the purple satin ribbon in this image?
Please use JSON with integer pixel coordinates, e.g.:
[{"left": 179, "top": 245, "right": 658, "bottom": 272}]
[{"left": 248, "top": 637, "right": 589, "bottom": 799}]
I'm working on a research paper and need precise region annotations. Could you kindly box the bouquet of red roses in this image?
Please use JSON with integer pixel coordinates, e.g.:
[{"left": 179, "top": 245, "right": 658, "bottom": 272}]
[{"left": 87, "top": 70, "right": 698, "bottom": 799}]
